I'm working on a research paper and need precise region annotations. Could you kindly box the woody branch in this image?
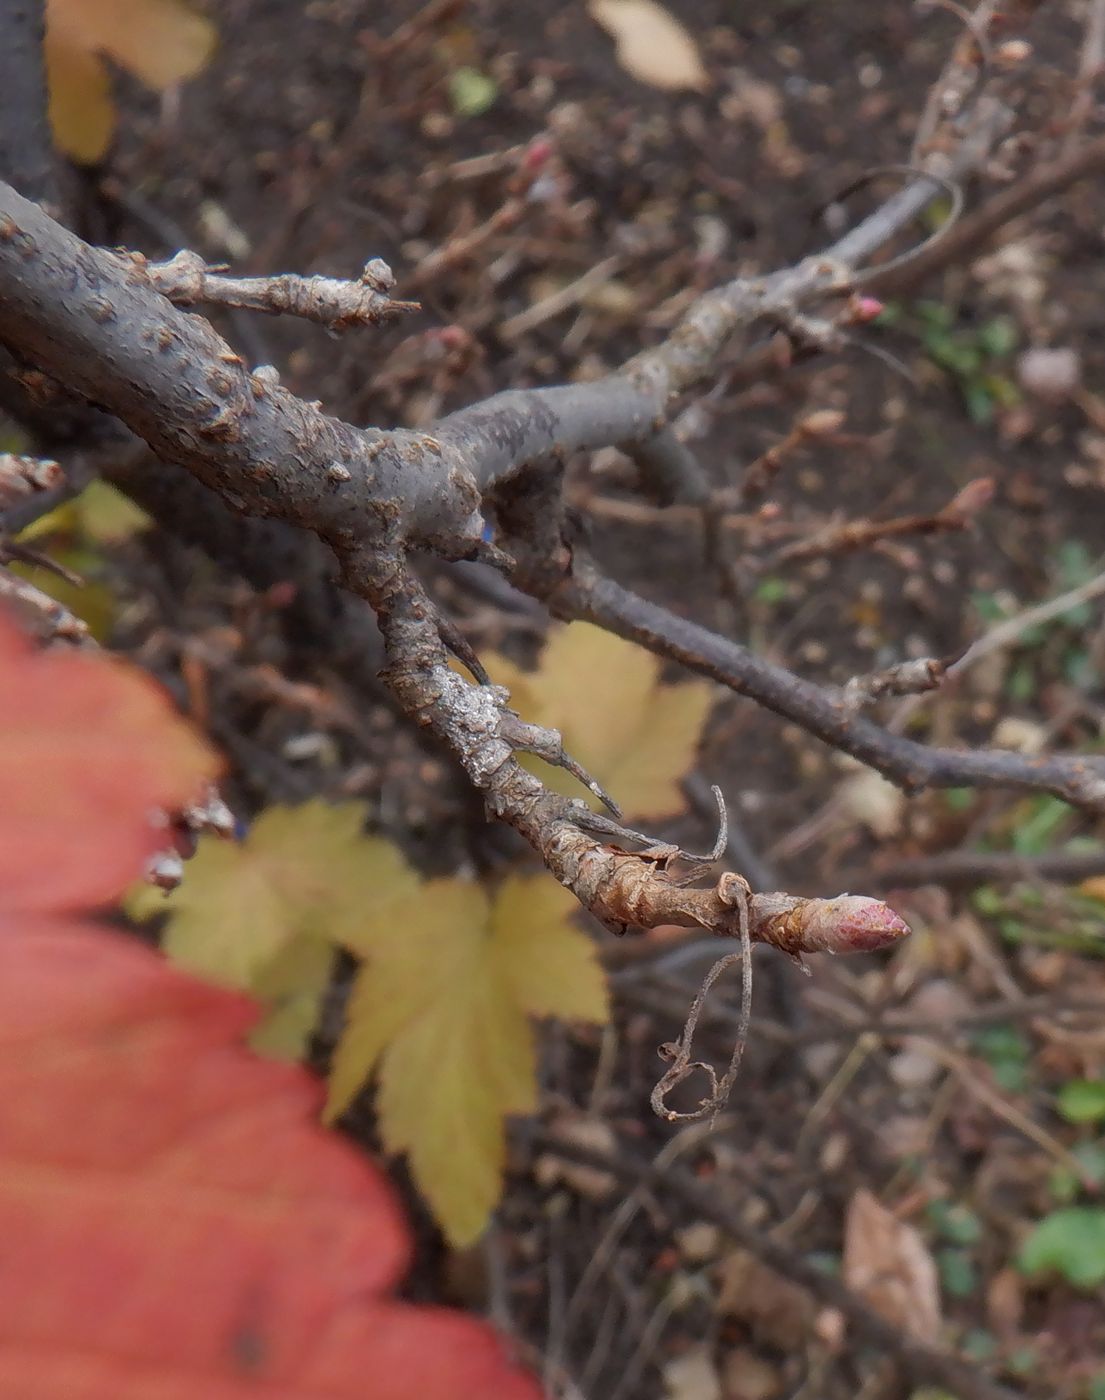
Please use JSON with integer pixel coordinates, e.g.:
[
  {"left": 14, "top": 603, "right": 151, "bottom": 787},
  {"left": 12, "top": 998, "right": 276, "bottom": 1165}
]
[{"left": 0, "top": 4, "right": 1102, "bottom": 950}]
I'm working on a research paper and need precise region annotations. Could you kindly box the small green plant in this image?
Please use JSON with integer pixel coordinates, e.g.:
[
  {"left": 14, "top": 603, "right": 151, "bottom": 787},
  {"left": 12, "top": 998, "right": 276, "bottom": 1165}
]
[
  {"left": 875, "top": 300, "right": 1020, "bottom": 424},
  {"left": 971, "top": 882, "right": 1105, "bottom": 957},
  {"left": 926, "top": 1199, "right": 983, "bottom": 1246},
  {"left": 971, "top": 1023, "right": 1031, "bottom": 1093},
  {"left": 938, "top": 1247, "right": 977, "bottom": 1298},
  {"left": 971, "top": 538, "right": 1101, "bottom": 703},
  {"left": 1018, "top": 1207, "right": 1105, "bottom": 1289},
  {"left": 447, "top": 66, "right": 498, "bottom": 117},
  {"left": 1048, "top": 1142, "right": 1105, "bottom": 1204},
  {"left": 1057, "top": 1080, "right": 1105, "bottom": 1125}
]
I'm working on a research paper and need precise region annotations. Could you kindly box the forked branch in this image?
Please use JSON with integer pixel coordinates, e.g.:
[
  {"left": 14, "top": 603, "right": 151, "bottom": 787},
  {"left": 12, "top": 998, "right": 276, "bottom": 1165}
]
[{"left": 0, "top": 4, "right": 1098, "bottom": 1014}]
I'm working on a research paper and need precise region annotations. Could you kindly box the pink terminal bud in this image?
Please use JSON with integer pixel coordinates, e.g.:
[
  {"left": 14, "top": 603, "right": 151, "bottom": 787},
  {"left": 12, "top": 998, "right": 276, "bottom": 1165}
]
[
  {"left": 751, "top": 892, "right": 912, "bottom": 958},
  {"left": 797, "top": 896, "right": 911, "bottom": 954},
  {"left": 264, "top": 580, "right": 298, "bottom": 609},
  {"left": 849, "top": 295, "right": 885, "bottom": 324},
  {"left": 434, "top": 324, "right": 471, "bottom": 351},
  {"left": 523, "top": 137, "right": 554, "bottom": 173}
]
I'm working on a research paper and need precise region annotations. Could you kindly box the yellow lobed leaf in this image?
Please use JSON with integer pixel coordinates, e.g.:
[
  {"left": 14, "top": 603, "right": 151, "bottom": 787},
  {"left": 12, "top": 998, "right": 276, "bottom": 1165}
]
[
  {"left": 156, "top": 836, "right": 295, "bottom": 987},
  {"left": 327, "top": 873, "right": 609, "bottom": 1245},
  {"left": 377, "top": 976, "right": 533, "bottom": 1248},
  {"left": 599, "top": 675, "right": 715, "bottom": 819},
  {"left": 537, "top": 623, "right": 658, "bottom": 763},
  {"left": 486, "top": 623, "right": 716, "bottom": 820},
  {"left": 134, "top": 800, "right": 417, "bottom": 1047},
  {"left": 46, "top": 0, "right": 215, "bottom": 163},
  {"left": 588, "top": 0, "right": 709, "bottom": 94},
  {"left": 492, "top": 875, "right": 609, "bottom": 1024},
  {"left": 326, "top": 880, "right": 494, "bottom": 1119},
  {"left": 248, "top": 936, "right": 337, "bottom": 1061},
  {"left": 20, "top": 481, "right": 151, "bottom": 547},
  {"left": 74, "top": 480, "right": 153, "bottom": 544},
  {"left": 43, "top": 34, "right": 114, "bottom": 165}
]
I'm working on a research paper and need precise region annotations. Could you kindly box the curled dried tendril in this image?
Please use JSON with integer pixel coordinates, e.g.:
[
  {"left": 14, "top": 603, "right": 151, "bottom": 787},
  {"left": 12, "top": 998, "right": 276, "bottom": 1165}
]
[{"left": 650, "top": 872, "right": 754, "bottom": 1124}]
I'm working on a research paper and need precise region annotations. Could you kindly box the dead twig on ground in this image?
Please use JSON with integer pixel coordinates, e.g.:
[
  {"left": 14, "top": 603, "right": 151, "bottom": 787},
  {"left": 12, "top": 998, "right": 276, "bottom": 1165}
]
[
  {"left": 529, "top": 1130, "right": 1022, "bottom": 1400},
  {"left": 773, "top": 476, "right": 993, "bottom": 564}
]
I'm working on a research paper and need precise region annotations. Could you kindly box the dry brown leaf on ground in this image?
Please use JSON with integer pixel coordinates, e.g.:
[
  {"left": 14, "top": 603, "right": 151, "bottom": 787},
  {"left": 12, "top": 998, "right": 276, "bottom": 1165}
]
[
  {"left": 532, "top": 1110, "right": 619, "bottom": 1201},
  {"left": 588, "top": 0, "right": 709, "bottom": 92},
  {"left": 842, "top": 1188, "right": 941, "bottom": 1343},
  {"left": 46, "top": 0, "right": 215, "bottom": 163},
  {"left": 720, "top": 1348, "right": 784, "bottom": 1400},
  {"left": 662, "top": 1345, "right": 721, "bottom": 1400},
  {"left": 836, "top": 765, "right": 906, "bottom": 839},
  {"left": 716, "top": 1249, "right": 815, "bottom": 1351}
]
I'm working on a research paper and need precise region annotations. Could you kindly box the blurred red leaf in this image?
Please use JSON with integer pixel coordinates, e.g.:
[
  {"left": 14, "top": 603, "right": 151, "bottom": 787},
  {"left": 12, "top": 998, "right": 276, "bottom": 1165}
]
[
  {"left": 0, "top": 921, "right": 542, "bottom": 1397},
  {"left": 0, "top": 607, "right": 543, "bottom": 1399},
  {"left": 0, "top": 611, "right": 217, "bottom": 912}
]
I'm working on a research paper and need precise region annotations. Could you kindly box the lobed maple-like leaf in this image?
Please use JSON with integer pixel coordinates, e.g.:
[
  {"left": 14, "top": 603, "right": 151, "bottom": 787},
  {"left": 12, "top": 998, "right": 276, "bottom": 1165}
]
[
  {"left": 130, "top": 800, "right": 419, "bottom": 1058},
  {"left": 0, "top": 608, "right": 216, "bottom": 912},
  {"left": 487, "top": 622, "right": 715, "bottom": 820},
  {"left": 20, "top": 479, "right": 152, "bottom": 548},
  {"left": 13, "top": 481, "right": 155, "bottom": 641},
  {"left": 0, "top": 920, "right": 543, "bottom": 1399},
  {"left": 328, "top": 873, "right": 609, "bottom": 1246},
  {"left": 142, "top": 800, "right": 610, "bottom": 1242},
  {"left": 46, "top": 0, "right": 215, "bottom": 163}
]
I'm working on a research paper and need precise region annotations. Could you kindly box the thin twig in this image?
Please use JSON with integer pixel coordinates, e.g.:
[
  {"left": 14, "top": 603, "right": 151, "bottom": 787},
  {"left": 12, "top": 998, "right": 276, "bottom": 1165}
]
[
  {"left": 919, "top": 1036, "right": 1099, "bottom": 1186},
  {"left": 498, "top": 256, "right": 622, "bottom": 341},
  {"left": 685, "top": 772, "right": 778, "bottom": 891},
  {"left": 556, "top": 562, "right": 1105, "bottom": 810},
  {"left": 841, "top": 656, "right": 948, "bottom": 712},
  {"left": 0, "top": 450, "right": 60, "bottom": 509},
  {"left": 947, "top": 563, "right": 1105, "bottom": 680},
  {"left": 871, "top": 131, "right": 1105, "bottom": 297},
  {"left": 911, "top": 0, "right": 1003, "bottom": 163},
  {"left": 864, "top": 845, "right": 1105, "bottom": 890},
  {"left": 554, "top": 1116, "right": 735, "bottom": 1361},
  {"left": 135, "top": 249, "right": 417, "bottom": 330},
  {"left": 847, "top": 164, "right": 966, "bottom": 285},
  {"left": 888, "top": 559, "right": 1105, "bottom": 732},
  {"left": 1065, "top": 0, "right": 1105, "bottom": 152},
  {"left": 773, "top": 476, "right": 993, "bottom": 564},
  {"left": 0, "top": 564, "right": 88, "bottom": 644}
]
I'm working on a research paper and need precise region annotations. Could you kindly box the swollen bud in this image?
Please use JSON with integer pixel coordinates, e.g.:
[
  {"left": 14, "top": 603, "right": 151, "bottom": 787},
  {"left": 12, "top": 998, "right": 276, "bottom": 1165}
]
[
  {"left": 797, "top": 895, "right": 911, "bottom": 954},
  {"left": 848, "top": 294, "right": 885, "bottom": 324},
  {"left": 748, "top": 891, "right": 911, "bottom": 958},
  {"left": 523, "top": 137, "right": 555, "bottom": 173}
]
